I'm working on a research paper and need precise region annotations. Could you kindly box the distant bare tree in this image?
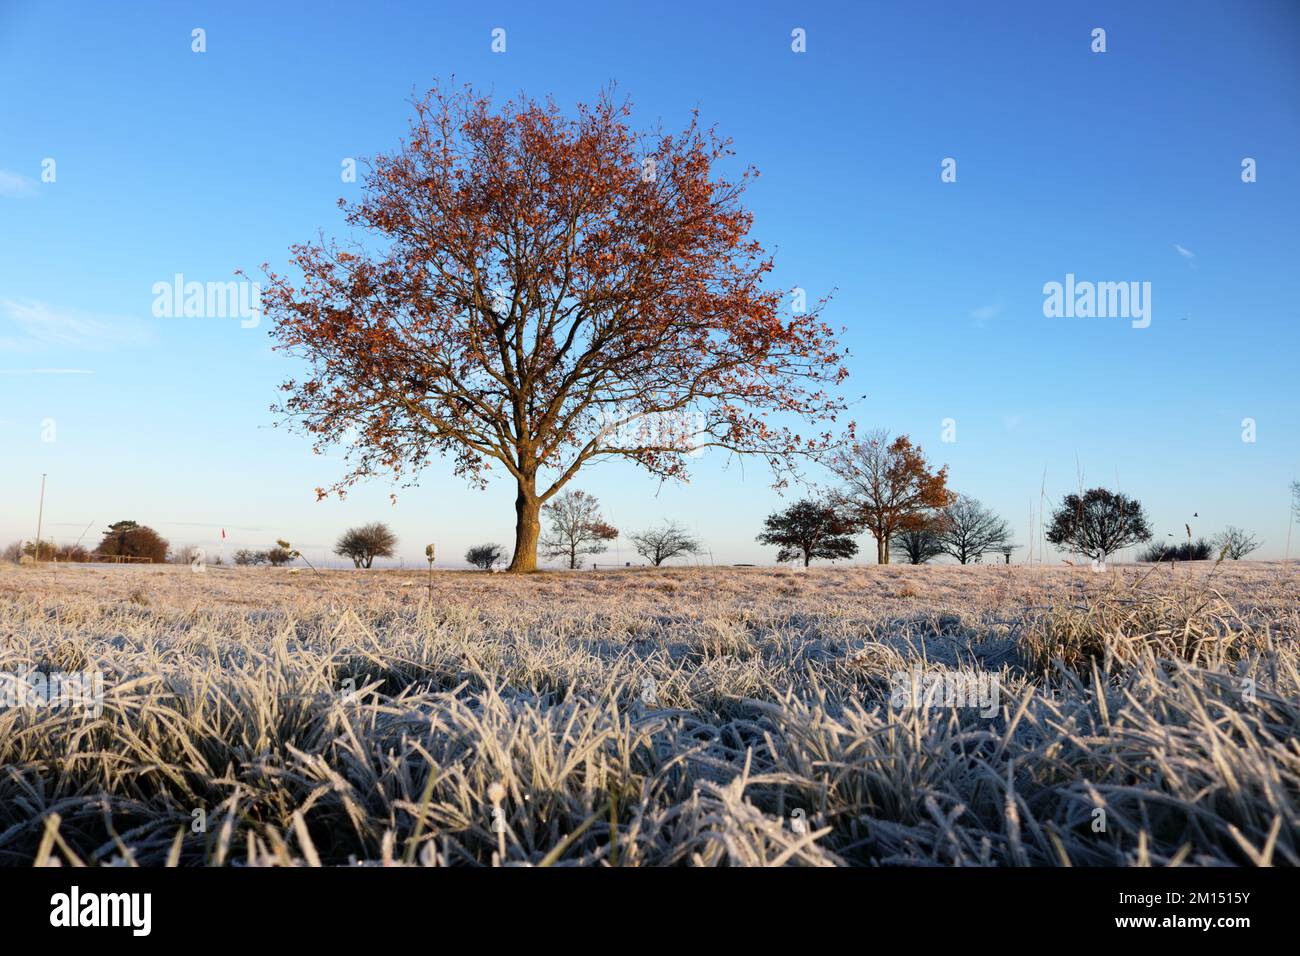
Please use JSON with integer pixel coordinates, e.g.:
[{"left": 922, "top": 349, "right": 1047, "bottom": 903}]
[
  {"left": 1211, "top": 526, "right": 1261, "bottom": 560},
  {"left": 334, "top": 522, "right": 399, "bottom": 568},
  {"left": 265, "top": 546, "right": 294, "bottom": 567},
  {"left": 171, "top": 545, "right": 201, "bottom": 566},
  {"left": 465, "top": 544, "right": 506, "bottom": 571},
  {"left": 234, "top": 549, "right": 267, "bottom": 566},
  {"left": 540, "top": 490, "right": 618, "bottom": 569},
  {"left": 629, "top": 522, "right": 702, "bottom": 567},
  {"left": 936, "top": 495, "right": 1011, "bottom": 565},
  {"left": 891, "top": 519, "right": 945, "bottom": 565}
]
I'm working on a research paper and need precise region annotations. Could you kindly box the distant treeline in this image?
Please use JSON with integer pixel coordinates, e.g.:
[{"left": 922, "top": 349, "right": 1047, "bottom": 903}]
[{"left": 4, "top": 480, "right": 1277, "bottom": 570}]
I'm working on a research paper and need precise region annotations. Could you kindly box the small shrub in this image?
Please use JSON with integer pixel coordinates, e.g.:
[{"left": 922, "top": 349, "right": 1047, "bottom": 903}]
[
  {"left": 465, "top": 544, "right": 506, "bottom": 571},
  {"left": 1139, "top": 539, "right": 1213, "bottom": 562}
]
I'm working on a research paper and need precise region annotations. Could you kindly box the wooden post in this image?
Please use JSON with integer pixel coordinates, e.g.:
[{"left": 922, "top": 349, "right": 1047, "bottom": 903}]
[{"left": 34, "top": 474, "right": 46, "bottom": 563}]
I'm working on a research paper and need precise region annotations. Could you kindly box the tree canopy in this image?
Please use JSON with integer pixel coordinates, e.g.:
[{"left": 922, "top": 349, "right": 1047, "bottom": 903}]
[
  {"left": 261, "top": 83, "right": 847, "bottom": 571},
  {"left": 94, "top": 520, "right": 169, "bottom": 563},
  {"left": 756, "top": 498, "right": 859, "bottom": 567},
  {"left": 1046, "top": 488, "right": 1151, "bottom": 563},
  {"left": 465, "top": 543, "right": 506, "bottom": 570},
  {"left": 828, "top": 430, "right": 950, "bottom": 564},
  {"left": 334, "top": 522, "right": 398, "bottom": 568}
]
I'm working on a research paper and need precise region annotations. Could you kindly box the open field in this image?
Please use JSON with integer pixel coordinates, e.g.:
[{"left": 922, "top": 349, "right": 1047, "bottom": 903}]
[{"left": 0, "top": 561, "right": 1296, "bottom": 867}]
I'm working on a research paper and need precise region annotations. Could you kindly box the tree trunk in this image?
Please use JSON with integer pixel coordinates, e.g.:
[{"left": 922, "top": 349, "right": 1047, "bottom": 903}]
[
  {"left": 803, "top": 553, "right": 811, "bottom": 568},
  {"left": 507, "top": 478, "right": 541, "bottom": 572}
]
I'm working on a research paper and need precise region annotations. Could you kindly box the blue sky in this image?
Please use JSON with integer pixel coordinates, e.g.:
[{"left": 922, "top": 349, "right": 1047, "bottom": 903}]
[{"left": 1, "top": 0, "right": 1297, "bottom": 567}]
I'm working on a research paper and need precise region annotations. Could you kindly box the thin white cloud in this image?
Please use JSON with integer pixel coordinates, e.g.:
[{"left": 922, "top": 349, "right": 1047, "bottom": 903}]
[
  {"left": 1173, "top": 243, "right": 1195, "bottom": 259},
  {"left": 0, "top": 299, "right": 151, "bottom": 352},
  {"left": 970, "top": 303, "right": 1004, "bottom": 327},
  {"left": 0, "top": 169, "right": 36, "bottom": 198},
  {"left": 0, "top": 368, "right": 95, "bottom": 374}
]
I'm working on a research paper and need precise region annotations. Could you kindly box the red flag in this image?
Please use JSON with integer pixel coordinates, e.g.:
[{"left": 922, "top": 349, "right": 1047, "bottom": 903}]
[{"left": 220, "top": 528, "right": 226, "bottom": 540}]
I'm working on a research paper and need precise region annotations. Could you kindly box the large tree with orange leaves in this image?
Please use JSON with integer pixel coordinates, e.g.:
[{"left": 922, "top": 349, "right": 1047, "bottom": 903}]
[
  {"left": 260, "top": 84, "right": 847, "bottom": 571},
  {"left": 828, "top": 430, "right": 951, "bottom": 564}
]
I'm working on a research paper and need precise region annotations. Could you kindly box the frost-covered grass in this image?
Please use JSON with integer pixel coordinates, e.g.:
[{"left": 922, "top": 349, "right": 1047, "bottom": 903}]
[{"left": 0, "top": 560, "right": 1296, "bottom": 866}]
